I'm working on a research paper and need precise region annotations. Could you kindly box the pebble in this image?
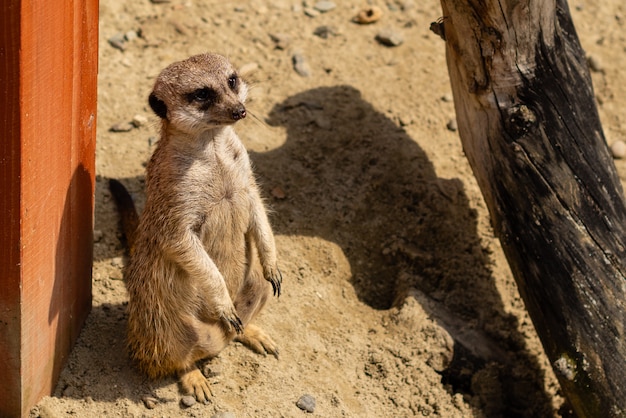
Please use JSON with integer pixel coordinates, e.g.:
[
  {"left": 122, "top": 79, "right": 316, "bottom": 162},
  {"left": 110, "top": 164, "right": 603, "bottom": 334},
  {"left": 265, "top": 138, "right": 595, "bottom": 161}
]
[
  {"left": 180, "top": 395, "right": 196, "bottom": 408},
  {"left": 93, "top": 229, "right": 103, "bottom": 242},
  {"left": 109, "top": 122, "right": 134, "bottom": 132},
  {"left": 124, "top": 30, "right": 138, "bottom": 42},
  {"left": 296, "top": 394, "right": 316, "bottom": 413},
  {"left": 108, "top": 33, "right": 126, "bottom": 51},
  {"left": 313, "top": 114, "right": 331, "bottom": 129},
  {"left": 34, "top": 404, "right": 60, "bottom": 418},
  {"left": 292, "top": 52, "right": 312, "bottom": 77},
  {"left": 141, "top": 395, "right": 159, "bottom": 409},
  {"left": 313, "top": 25, "right": 338, "bottom": 39},
  {"left": 314, "top": 1, "right": 336, "bottom": 12},
  {"left": 111, "top": 256, "right": 124, "bottom": 268},
  {"left": 211, "top": 413, "right": 236, "bottom": 418},
  {"left": 446, "top": 118, "right": 458, "bottom": 132},
  {"left": 271, "top": 186, "right": 287, "bottom": 199},
  {"left": 202, "top": 363, "right": 223, "bottom": 378},
  {"left": 269, "top": 32, "right": 291, "bottom": 50},
  {"left": 376, "top": 28, "right": 404, "bottom": 47},
  {"left": 441, "top": 93, "right": 453, "bottom": 103},
  {"left": 610, "top": 140, "right": 626, "bottom": 159},
  {"left": 132, "top": 114, "right": 148, "bottom": 128},
  {"left": 353, "top": 6, "right": 383, "bottom": 24},
  {"left": 303, "top": 7, "right": 320, "bottom": 17},
  {"left": 587, "top": 55, "right": 604, "bottom": 73}
]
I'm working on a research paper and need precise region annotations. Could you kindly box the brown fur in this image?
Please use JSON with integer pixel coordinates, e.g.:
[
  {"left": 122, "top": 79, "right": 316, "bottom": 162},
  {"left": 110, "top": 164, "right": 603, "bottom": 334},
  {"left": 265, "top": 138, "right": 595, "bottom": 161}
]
[{"left": 110, "top": 53, "right": 282, "bottom": 403}]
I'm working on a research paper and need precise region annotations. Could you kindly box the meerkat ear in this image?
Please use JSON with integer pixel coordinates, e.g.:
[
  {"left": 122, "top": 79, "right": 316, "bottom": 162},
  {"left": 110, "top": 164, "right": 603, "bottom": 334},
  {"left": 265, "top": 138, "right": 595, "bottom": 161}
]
[{"left": 149, "top": 93, "right": 168, "bottom": 119}]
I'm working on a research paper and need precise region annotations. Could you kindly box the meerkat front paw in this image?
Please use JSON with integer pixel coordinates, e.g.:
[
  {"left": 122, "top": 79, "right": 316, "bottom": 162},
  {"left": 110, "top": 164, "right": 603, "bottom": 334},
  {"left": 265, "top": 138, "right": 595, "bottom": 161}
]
[
  {"left": 264, "top": 266, "right": 283, "bottom": 297},
  {"left": 219, "top": 303, "right": 243, "bottom": 334}
]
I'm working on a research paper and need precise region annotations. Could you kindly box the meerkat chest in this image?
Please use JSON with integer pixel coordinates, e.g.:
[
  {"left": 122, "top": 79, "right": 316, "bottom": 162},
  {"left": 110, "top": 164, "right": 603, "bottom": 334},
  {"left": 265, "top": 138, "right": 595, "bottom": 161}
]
[
  {"left": 189, "top": 140, "right": 255, "bottom": 219},
  {"left": 209, "top": 142, "right": 251, "bottom": 198}
]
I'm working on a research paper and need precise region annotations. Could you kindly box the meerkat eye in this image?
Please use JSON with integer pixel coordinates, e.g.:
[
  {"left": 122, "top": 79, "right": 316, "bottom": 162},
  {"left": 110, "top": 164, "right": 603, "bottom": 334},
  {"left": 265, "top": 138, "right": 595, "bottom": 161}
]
[
  {"left": 187, "top": 87, "right": 216, "bottom": 103},
  {"left": 228, "top": 74, "right": 238, "bottom": 91}
]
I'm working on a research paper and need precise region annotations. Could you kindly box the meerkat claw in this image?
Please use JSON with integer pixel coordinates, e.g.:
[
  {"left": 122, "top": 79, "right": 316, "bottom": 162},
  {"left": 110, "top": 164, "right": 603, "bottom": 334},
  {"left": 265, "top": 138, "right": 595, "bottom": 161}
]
[
  {"left": 269, "top": 269, "right": 282, "bottom": 297},
  {"left": 222, "top": 313, "right": 244, "bottom": 334},
  {"left": 232, "top": 316, "right": 244, "bottom": 334}
]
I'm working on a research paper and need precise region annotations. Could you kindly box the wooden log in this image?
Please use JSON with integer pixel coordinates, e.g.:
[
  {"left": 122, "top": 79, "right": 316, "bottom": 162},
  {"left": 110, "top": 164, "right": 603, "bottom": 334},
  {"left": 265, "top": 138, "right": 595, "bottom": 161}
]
[
  {"left": 0, "top": 0, "right": 98, "bottom": 416},
  {"left": 436, "top": 0, "right": 626, "bottom": 416}
]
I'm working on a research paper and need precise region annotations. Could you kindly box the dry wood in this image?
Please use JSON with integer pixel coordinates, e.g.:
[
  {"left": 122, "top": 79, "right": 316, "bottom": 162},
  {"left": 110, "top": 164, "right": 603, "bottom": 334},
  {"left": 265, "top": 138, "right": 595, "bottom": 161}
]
[{"left": 437, "top": 0, "right": 626, "bottom": 416}]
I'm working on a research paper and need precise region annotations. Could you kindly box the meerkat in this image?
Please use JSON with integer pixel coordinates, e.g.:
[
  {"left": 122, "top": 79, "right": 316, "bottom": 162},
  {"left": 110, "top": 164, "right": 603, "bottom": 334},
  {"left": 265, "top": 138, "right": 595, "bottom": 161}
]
[{"left": 108, "top": 53, "right": 282, "bottom": 403}]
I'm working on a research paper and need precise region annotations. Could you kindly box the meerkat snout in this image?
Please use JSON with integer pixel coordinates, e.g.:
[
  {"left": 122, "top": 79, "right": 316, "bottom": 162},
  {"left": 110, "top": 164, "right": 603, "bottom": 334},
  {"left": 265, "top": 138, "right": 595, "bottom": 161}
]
[{"left": 232, "top": 106, "right": 246, "bottom": 120}]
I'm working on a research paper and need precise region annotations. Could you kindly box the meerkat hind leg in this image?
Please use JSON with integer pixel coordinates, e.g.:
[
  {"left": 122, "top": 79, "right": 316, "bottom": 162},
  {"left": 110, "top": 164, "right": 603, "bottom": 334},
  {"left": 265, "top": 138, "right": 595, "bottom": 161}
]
[
  {"left": 235, "top": 324, "right": 279, "bottom": 358},
  {"left": 179, "top": 366, "right": 213, "bottom": 403}
]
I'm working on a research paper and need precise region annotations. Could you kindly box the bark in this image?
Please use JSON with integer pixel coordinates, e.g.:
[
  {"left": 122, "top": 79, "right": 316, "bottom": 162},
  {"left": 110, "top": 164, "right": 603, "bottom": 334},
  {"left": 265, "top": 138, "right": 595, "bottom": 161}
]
[{"left": 437, "top": 0, "right": 626, "bottom": 416}]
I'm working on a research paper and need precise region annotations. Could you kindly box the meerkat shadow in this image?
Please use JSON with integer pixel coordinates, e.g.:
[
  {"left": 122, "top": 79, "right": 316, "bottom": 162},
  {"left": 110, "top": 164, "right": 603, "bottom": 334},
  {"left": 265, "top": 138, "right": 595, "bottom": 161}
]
[{"left": 251, "top": 85, "right": 554, "bottom": 416}]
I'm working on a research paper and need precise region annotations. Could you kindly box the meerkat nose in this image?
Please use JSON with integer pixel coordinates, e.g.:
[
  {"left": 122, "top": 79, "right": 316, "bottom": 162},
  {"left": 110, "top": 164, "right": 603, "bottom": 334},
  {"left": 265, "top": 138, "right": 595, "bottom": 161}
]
[{"left": 232, "top": 106, "right": 247, "bottom": 121}]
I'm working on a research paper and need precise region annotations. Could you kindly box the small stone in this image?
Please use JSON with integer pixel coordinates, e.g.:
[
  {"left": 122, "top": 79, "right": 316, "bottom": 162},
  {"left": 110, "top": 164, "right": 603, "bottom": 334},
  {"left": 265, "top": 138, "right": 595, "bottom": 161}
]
[
  {"left": 111, "top": 256, "right": 124, "bottom": 268},
  {"left": 34, "top": 404, "right": 60, "bottom": 418},
  {"left": 610, "top": 140, "right": 626, "bottom": 159},
  {"left": 587, "top": 55, "right": 604, "bottom": 73},
  {"left": 211, "top": 413, "right": 236, "bottom": 418},
  {"left": 271, "top": 186, "right": 287, "bottom": 199},
  {"left": 169, "top": 20, "right": 188, "bottom": 36},
  {"left": 93, "top": 229, "right": 103, "bottom": 242},
  {"left": 269, "top": 33, "right": 291, "bottom": 50},
  {"left": 303, "top": 7, "right": 320, "bottom": 17},
  {"left": 441, "top": 93, "right": 453, "bottom": 103},
  {"left": 376, "top": 28, "right": 404, "bottom": 47},
  {"left": 124, "top": 30, "right": 138, "bottom": 42},
  {"left": 296, "top": 394, "right": 316, "bottom": 413},
  {"left": 62, "top": 385, "right": 77, "bottom": 398},
  {"left": 313, "top": 25, "right": 338, "bottom": 39},
  {"left": 180, "top": 395, "right": 196, "bottom": 408},
  {"left": 108, "top": 33, "right": 126, "bottom": 51},
  {"left": 292, "top": 52, "right": 312, "bottom": 77},
  {"left": 131, "top": 114, "right": 148, "bottom": 128},
  {"left": 314, "top": 1, "right": 336, "bottom": 12},
  {"left": 109, "top": 122, "right": 134, "bottom": 132},
  {"left": 202, "top": 363, "right": 223, "bottom": 378},
  {"left": 313, "top": 114, "right": 331, "bottom": 129},
  {"left": 353, "top": 6, "right": 383, "bottom": 24},
  {"left": 142, "top": 395, "right": 159, "bottom": 409},
  {"left": 150, "top": 0, "right": 170, "bottom": 3},
  {"left": 446, "top": 118, "right": 458, "bottom": 132}
]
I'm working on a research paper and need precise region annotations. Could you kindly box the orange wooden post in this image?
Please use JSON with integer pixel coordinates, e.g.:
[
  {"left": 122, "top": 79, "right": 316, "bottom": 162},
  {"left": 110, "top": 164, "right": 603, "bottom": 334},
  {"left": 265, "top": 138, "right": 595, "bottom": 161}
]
[{"left": 0, "top": 0, "right": 98, "bottom": 416}]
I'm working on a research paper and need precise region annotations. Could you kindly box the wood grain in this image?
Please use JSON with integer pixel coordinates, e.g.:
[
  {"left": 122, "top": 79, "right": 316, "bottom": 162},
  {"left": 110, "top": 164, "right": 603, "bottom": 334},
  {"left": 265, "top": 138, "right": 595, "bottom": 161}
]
[
  {"left": 0, "top": 0, "right": 98, "bottom": 416},
  {"left": 438, "top": 0, "right": 626, "bottom": 416}
]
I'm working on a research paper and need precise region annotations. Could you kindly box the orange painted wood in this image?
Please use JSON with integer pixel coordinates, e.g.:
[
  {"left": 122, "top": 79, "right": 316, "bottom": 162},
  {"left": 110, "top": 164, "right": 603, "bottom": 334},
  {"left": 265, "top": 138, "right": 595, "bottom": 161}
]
[{"left": 0, "top": 0, "right": 98, "bottom": 416}]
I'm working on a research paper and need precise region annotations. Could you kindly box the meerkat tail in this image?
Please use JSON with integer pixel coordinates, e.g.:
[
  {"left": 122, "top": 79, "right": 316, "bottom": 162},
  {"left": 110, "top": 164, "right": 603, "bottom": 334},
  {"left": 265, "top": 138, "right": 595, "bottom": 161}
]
[{"left": 108, "top": 178, "right": 139, "bottom": 253}]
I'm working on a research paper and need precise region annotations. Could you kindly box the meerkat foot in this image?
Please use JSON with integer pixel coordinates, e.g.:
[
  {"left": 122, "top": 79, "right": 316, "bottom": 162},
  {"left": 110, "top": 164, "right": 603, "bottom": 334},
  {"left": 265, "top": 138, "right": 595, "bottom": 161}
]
[
  {"left": 180, "top": 367, "right": 213, "bottom": 404},
  {"left": 264, "top": 267, "right": 283, "bottom": 297},
  {"left": 235, "top": 324, "right": 279, "bottom": 358}
]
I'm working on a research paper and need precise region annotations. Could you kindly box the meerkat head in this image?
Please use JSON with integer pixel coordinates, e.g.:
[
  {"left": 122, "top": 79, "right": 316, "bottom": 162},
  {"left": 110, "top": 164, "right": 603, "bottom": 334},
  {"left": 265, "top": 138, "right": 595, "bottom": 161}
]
[{"left": 148, "top": 53, "right": 249, "bottom": 134}]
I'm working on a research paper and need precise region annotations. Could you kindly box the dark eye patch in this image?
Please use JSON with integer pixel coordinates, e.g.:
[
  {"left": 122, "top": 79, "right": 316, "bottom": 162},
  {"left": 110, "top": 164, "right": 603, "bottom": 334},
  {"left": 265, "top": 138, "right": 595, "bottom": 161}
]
[
  {"left": 228, "top": 74, "right": 238, "bottom": 91},
  {"left": 186, "top": 87, "right": 217, "bottom": 104}
]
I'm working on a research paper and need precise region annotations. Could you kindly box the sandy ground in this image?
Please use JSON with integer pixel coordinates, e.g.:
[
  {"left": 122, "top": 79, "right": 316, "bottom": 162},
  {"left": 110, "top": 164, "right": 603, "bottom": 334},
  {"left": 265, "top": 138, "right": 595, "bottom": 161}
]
[{"left": 31, "top": 1, "right": 626, "bottom": 417}]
